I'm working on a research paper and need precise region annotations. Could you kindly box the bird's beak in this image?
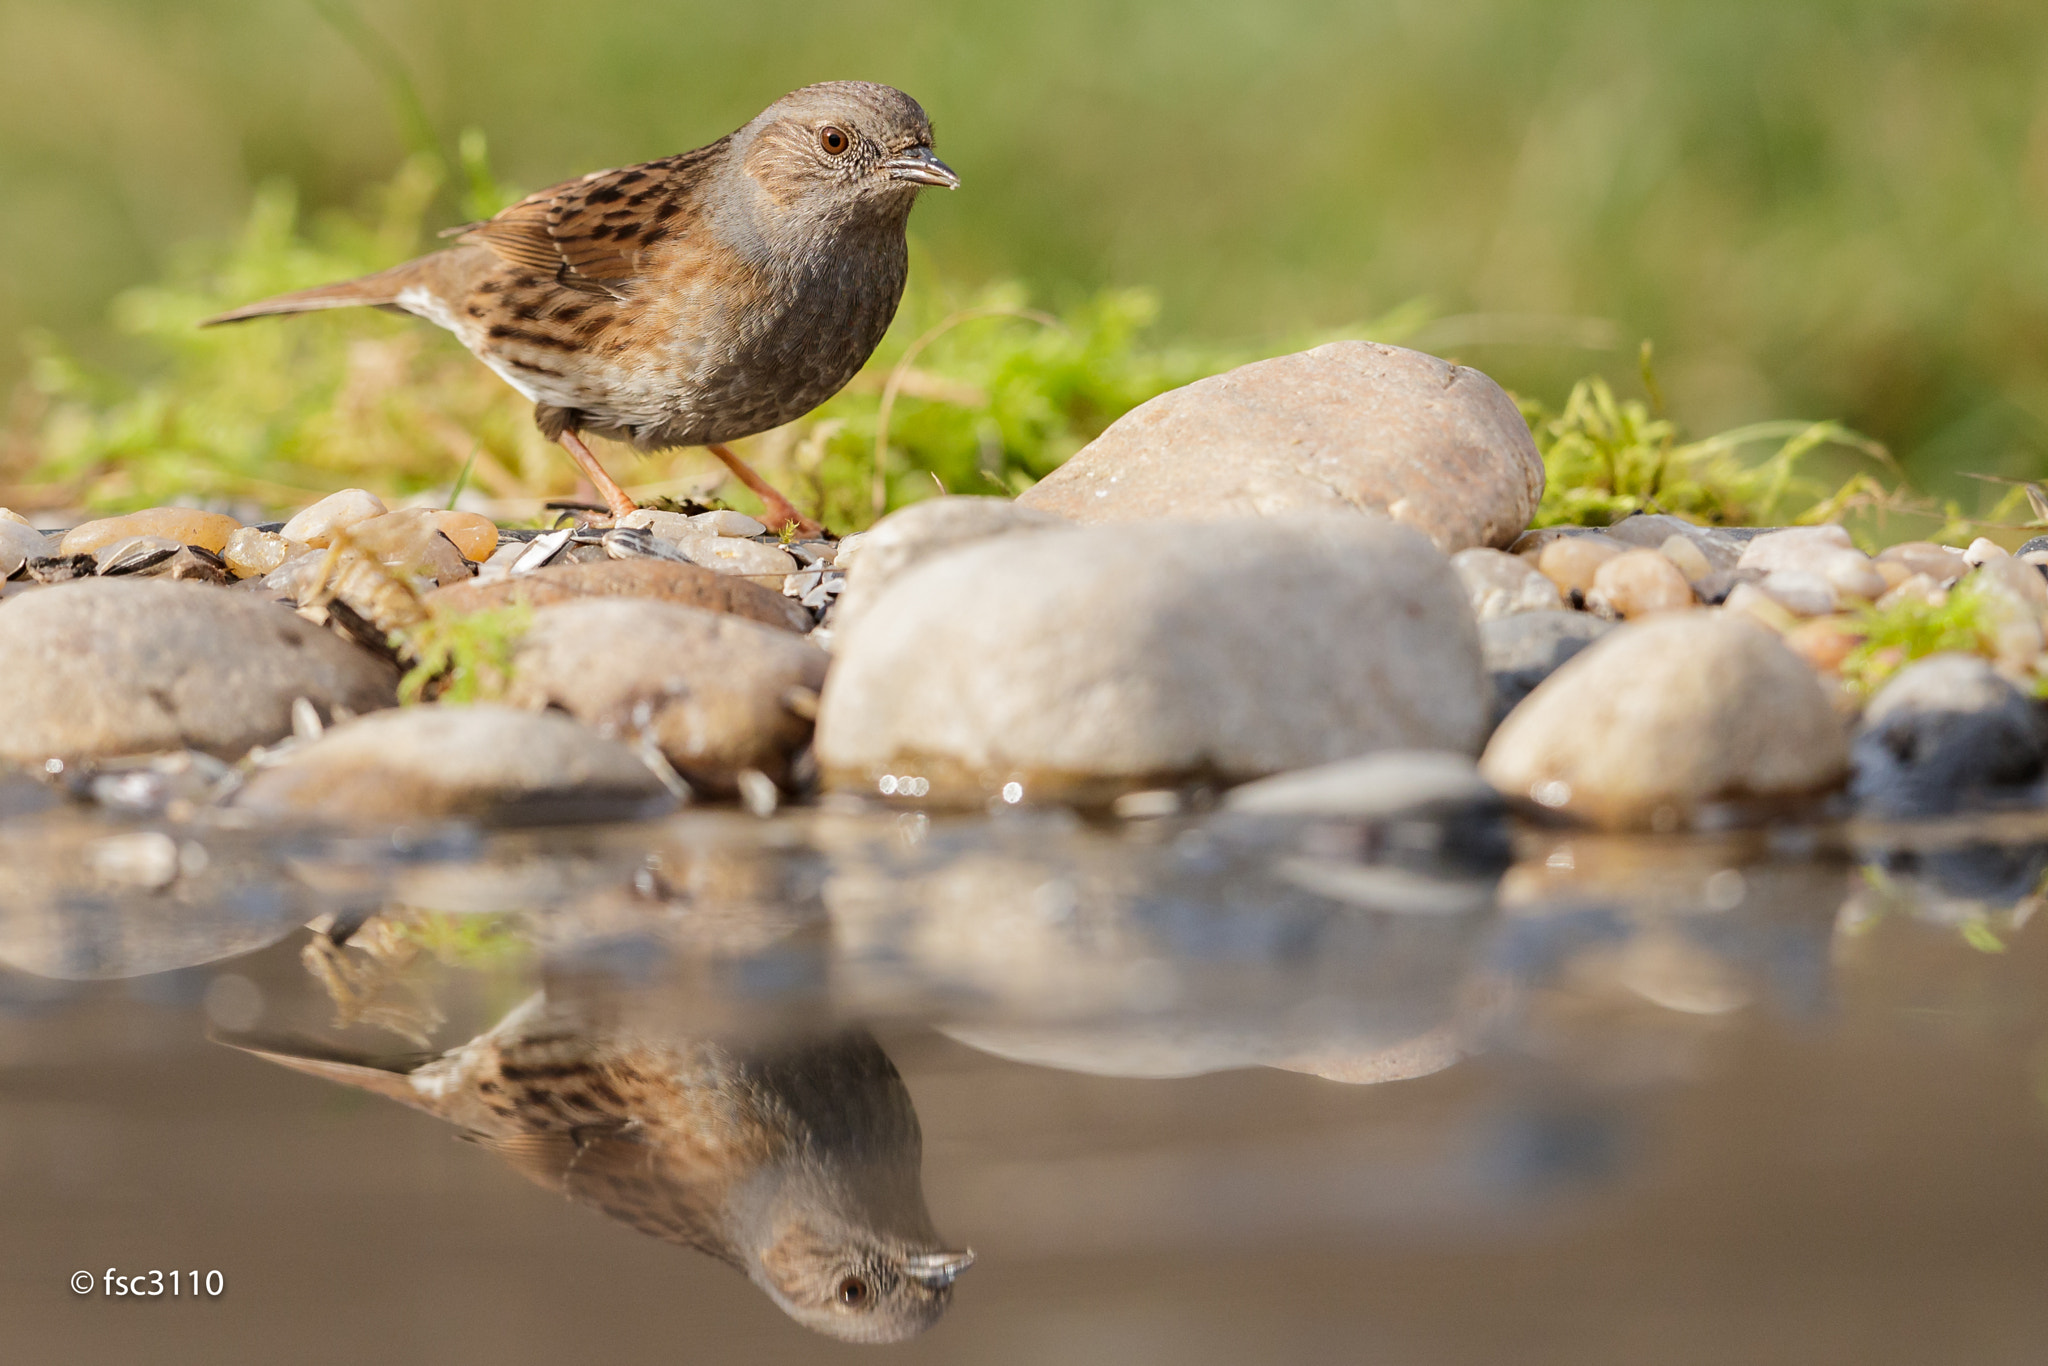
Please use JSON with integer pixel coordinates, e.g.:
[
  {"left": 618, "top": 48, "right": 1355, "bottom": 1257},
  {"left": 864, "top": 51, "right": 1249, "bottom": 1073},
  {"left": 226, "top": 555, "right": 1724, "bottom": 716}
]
[
  {"left": 883, "top": 147, "right": 960, "bottom": 189},
  {"left": 902, "top": 1249, "right": 975, "bottom": 1288}
]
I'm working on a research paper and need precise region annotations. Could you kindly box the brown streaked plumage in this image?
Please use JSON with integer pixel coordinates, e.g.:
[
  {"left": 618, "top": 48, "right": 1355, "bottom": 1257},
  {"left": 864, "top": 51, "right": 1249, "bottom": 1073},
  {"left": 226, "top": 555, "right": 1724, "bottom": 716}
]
[
  {"left": 205, "top": 81, "right": 959, "bottom": 533},
  {"left": 222, "top": 993, "right": 972, "bottom": 1343}
]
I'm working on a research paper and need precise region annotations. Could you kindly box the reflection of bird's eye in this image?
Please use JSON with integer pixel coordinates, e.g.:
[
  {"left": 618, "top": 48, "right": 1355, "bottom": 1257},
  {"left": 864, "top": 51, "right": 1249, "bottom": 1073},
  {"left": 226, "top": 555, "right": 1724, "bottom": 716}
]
[
  {"left": 818, "top": 126, "right": 850, "bottom": 156},
  {"left": 837, "top": 1276, "right": 870, "bottom": 1306}
]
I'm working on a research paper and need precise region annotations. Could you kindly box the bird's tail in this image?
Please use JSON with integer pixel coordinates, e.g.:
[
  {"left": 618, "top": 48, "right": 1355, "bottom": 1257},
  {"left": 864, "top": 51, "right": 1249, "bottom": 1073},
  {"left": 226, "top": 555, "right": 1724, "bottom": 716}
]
[
  {"left": 213, "top": 1033, "right": 440, "bottom": 1112},
  {"left": 200, "top": 258, "right": 431, "bottom": 326}
]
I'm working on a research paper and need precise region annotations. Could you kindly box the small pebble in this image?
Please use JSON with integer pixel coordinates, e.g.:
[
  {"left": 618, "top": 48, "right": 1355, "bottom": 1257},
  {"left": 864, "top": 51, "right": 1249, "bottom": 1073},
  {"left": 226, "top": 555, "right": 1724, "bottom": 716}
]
[
  {"left": 1735, "top": 525, "right": 1855, "bottom": 573},
  {"left": 687, "top": 537, "right": 799, "bottom": 578},
  {"left": 280, "top": 488, "right": 387, "bottom": 547},
  {"left": 1723, "top": 583, "right": 1798, "bottom": 632},
  {"left": 1535, "top": 536, "right": 1625, "bottom": 595},
  {"left": 345, "top": 510, "right": 475, "bottom": 586},
  {"left": 1451, "top": 547, "right": 1563, "bottom": 621},
  {"left": 0, "top": 508, "right": 34, "bottom": 527},
  {"left": 0, "top": 520, "right": 46, "bottom": 578},
  {"left": 59, "top": 508, "right": 242, "bottom": 557},
  {"left": 1873, "top": 558, "right": 1916, "bottom": 591},
  {"left": 1757, "top": 570, "right": 1838, "bottom": 617},
  {"left": 1876, "top": 541, "right": 1969, "bottom": 586},
  {"left": 1656, "top": 535, "right": 1714, "bottom": 583},
  {"left": 1588, "top": 548, "right": 1696, "bottom": 618},
  {"left": 1964, "top": 537, "right": 2010, "bottom": 566},
  {"left": 1876, "top": 573, "right": 1942, "bottom": 611},
  {"left": 1783, "top": 616, "right": 1861, "bottom": 673},
  {"left": 431, "top": 510, "right": 500, "bottom": 562},
  {"left": 691, "top": 510, "right": 768, "bottom": 538},
  {"left": 221, "top": 526, "right": 309, "bottom": 580},
  {"left": 617, "top": 509, "right": 706, "bottom": 544}
]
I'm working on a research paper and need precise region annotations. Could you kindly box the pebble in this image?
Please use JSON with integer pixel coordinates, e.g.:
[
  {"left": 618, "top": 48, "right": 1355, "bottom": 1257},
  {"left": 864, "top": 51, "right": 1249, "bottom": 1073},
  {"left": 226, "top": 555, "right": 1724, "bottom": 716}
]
[
  {"left": 834, "top": 496, "right": 1069, "bottom": 633},
  {"left": 686, "top": 536, "right": 799, "bottom": 578},
  {"left": 1875, "top": 573, "right": 1942, "bottom": 611},
  {"left": 1450, "top": 547, "right": 1563, "bottom": 621},
  {"left": 1850, "top": 653, "right": 2048, "bottom": 817},
  {"left": 1656, "top": 535, "right": 1715, "bottom": 583},
  {"left": 1015, "top": 341, "right": 1545, "bottom": 552},
  {"left": 0, "top": 507, "right": 33, "bottom": 527},
  {"left": 617, "top": 509, "right": 708, "bottom": 544},
  {"left": 1535, "top": 535, "right": 1625, "bottom": 595},
  {"left": 1876, "top": 541, "right": 1968, "bottom": 586},
  {"left": 1595, "top": 514, "right": 1747, "bottom": 572},
  {"left": 431, "top": 510, "right": 500, "bottom": 562},
  {"left": 506, "top": 599, "right": 830, "bottom": 795},
  {"left": 1722, "top": 583, "right": 1799, "bottom": 632},
  {"left": 1478, "top": 610, "right": 1615, "bottom": 728},
  {"left": 233, "top": 704, "right": 676, "bottom": 825},
  {"left": 1587, "top": 548, "right": 1696, "bottom": 618},
  {"left": 1756, "top": 570, "right": 1839, "bottom": 617},
  {"left": 221, "top": 527, "right": 310, "bottom": 579},
  {"left": 816, "top": 516, "right": 1490, "bottom": 805},
  {"left": 344, "top": 509, "right": 475, "bottom": 587},
  {"left": 1737, "top": 526, "right": 1885, "bottom": 601},
  {"left": 1964, "top": 537, "right": 2009, "bottom": 566},
  {"left": 1782, "top": 616, "right": 1861, "bottom": 673},
  {"left": 0, "top": 578, "right": 396, "bottom": 763},
  {"left": 0, "top": 520, "right": 50, "bottom": 578},
  {"left": 58, "top": 508, "right": 242, "bottom": 558},
  {"left": 280, "top": 488, "right": 387, "bottom": 547},
  {"left": 691, "top": 509, "right": 768, "bottom": 538},
  {"left": 426, "top": 558, "right": 812, "bottom": 634},
  {"left": 1480, "top": 613, "right": 1850, "bottom": 829}
]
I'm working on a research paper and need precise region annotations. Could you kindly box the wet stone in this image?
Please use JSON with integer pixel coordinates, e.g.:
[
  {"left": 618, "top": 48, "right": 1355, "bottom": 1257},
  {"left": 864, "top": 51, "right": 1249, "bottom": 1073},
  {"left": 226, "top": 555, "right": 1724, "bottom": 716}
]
[
  {"left": 817, "top": 515, "right": 1490, "bottom": 805},
  {"left": 280, "top": 488, "right": 388, "bottom": 547},
  {"left": 426, "top": 558, "right": 811, "bottom": 634},
  {"left": 506, "top": 599, "right": 830, "bottom": 795},
  {"left": 1450, "top": 548, "right": 1562, "bottom": 621},
  {"left": 0, "top": 578, "right": 397, "bottom": 763},
  {"left": 1850, "top": 653, "right": 2048, "bottom": 817},
  {"left": 1015, "top": 341, "right": 1545, "bottom": 553},
  {"left": 233, "top": 704, "right": 675, "bottom": 825},
  {"left": 1480, "top": 612, "right": 1850, "bottom": 829},
  {"left": 57, "top": 507, "right": 242, "bottom": 558}
]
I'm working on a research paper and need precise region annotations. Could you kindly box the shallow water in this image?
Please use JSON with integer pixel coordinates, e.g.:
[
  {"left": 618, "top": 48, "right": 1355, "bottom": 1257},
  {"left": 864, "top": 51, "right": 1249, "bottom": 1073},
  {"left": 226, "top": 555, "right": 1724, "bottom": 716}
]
[{"left": 2, "top": 794, "right": 2045, "bottom": 1364}]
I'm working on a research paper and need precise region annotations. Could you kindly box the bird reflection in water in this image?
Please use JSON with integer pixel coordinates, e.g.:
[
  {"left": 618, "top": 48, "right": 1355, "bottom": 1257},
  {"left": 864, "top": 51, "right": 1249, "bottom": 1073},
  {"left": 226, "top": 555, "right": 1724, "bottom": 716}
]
[{"left": 223, "top": 996, "right": 971, "bottom": 1342}]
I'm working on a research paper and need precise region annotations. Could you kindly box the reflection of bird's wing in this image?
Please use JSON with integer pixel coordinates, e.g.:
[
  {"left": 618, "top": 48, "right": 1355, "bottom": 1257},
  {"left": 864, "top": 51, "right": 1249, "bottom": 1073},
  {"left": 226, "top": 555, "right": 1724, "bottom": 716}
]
[
  {"left": 445, "top": 141, "right": 728, "bottom": 298},
  {"left": 467, "top": 1124, "right": 742, "bottom": 1265}
]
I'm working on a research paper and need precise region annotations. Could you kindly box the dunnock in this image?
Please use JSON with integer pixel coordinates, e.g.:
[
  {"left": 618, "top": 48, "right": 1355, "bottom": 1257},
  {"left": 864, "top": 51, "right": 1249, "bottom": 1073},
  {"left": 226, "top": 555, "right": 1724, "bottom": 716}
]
[
  {"left": 224, "top": 993, "right": 972, "bottom": 1342},
  {"left": 207, "top": 81, "right": 959, "bottom": 534}
]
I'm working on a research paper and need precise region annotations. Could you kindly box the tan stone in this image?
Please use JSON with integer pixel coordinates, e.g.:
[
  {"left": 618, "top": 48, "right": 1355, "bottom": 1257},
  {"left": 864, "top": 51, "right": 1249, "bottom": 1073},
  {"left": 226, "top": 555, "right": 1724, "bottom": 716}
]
[
  {"left": 1784, "top": 616, "right": 1861, "bottom": 673},
  {"left": 343, "top": 510, "right": 474, "bottom": 588},
  {"left": 1535, "top": 535, "right": 1625, "bottom": 595},
  {"left": 1015, "top": 341, "right": 1543, "bottom": 552},
  {"left": 507, "top": 599, "right": 829, "bottom": 794},
  {"left": 425, "top": 557, "right": 811, "bottom": 634},
  {"left": 1876, "top": 541, "right": 1969, "bottom": 586},
  {"left": 1588, "top": 549, "right": 1696, "bottom": 618},
  {"left": 1480, "top": 613, "right": 1850, "bottom": 829},
  {"left": 1657, "top": 535, "right": 1714, "bottom": 583},
  {"left": 280, "top": 488, "right": 387, "bottom": 547},
  {"left": 431, "top": 511, "right": 499, "bottom": 562},
  {"left": 58, "top": 508, "right": 242, "bottom": 557}
]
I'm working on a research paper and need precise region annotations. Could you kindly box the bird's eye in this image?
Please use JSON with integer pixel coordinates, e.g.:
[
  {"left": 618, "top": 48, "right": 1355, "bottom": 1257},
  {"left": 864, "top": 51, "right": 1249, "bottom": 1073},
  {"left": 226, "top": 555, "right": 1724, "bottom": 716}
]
[
  {"left": 818, "top": 125, "right": 851, "bottom": 156},
  {"left": 836, "top": 1276, "right": 870, "bottom": 1307}
]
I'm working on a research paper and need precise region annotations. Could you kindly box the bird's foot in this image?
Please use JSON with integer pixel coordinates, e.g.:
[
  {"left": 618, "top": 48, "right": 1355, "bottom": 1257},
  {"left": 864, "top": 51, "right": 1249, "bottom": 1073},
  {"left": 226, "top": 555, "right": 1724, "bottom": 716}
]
[{"left": 707, "top": 443, "right": 825, "bottom": 538}]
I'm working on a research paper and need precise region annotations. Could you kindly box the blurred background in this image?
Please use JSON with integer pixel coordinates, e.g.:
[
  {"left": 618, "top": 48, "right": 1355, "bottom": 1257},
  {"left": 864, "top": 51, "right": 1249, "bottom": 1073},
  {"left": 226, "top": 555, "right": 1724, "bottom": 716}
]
[{"left": 2, "top": 0, "right": 2046, "bottom": 522}]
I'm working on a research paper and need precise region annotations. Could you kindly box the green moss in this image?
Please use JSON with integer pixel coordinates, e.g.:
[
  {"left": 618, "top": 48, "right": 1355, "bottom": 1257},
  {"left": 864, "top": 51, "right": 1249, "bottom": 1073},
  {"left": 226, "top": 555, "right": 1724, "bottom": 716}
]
[
  {"left": 1838, "top": 581, "right": 1998, "bottom": 695},
  {"left": 394, "top": 602, "right": 531, "bottom": 706}
]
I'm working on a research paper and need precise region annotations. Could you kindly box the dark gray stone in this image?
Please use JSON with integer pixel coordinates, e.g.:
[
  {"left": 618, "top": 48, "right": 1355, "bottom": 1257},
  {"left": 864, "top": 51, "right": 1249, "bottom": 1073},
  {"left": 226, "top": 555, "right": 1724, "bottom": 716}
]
[
  {"left": 1849, "top": 653, "right": 2048, "bottom": 817},
  {"left": 1479, "top": 610, "right": 1615, "bottom": 729}
]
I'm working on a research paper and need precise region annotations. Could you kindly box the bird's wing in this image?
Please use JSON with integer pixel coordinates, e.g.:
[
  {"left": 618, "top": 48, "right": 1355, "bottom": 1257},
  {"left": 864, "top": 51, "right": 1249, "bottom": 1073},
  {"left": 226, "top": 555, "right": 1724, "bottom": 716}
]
[
  {"left": 469, "top": 1124, "right": 739, "bottom": 1261},
  {"left": 446, "top": 140, "right": 728, "bottom": 298}
]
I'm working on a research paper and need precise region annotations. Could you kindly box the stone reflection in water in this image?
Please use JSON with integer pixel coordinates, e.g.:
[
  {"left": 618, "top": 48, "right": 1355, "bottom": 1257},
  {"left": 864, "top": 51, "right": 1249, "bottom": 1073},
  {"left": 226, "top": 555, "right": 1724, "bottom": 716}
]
[{"left": 222, "top": 995, "right": 971, "bottom": 1343}]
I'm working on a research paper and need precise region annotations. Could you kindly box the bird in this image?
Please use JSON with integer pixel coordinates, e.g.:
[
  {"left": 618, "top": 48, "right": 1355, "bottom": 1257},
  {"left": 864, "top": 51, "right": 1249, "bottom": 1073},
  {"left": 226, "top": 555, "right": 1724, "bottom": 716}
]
[
  {"left": 222, "top": 993, "right": 973, "bottom": 1342},
  {"left": 204, "top": 81, "right": 960, "bottom": 535}
]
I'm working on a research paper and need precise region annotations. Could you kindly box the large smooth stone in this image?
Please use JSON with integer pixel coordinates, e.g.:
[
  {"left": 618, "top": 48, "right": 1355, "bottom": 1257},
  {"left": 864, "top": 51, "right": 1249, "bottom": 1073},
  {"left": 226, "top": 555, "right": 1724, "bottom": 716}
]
[
  {"left": 505, "top": 599, "right": 829, "bottom": 794},
  {"left": 234, "top": 704, "right": 675, "bottom": 824},
  {"left": 425, "top": 558, "right": 810, "bottom": 634},
  {"left": 1480, "top": 613, "right": 1850, "bottom": 829},
  {"left": 834, "top": 496, "right": 1067, "bottom": 632},
  {"left": 816, "top": 516, "right": 1489, "bottom": 805},
  {"left": 0, "top": 579, "right": 396, "bottom": 763},
  {"left": 1849, "top": 653, "right": 2048, "bottom": 817},
  {"left": 1015, "top": 341, "right": 1543, "bottom": 552}
]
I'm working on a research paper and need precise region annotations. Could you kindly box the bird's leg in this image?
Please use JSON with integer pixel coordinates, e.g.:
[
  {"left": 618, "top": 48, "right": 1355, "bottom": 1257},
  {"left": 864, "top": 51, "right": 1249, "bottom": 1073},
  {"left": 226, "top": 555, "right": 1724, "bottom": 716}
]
[
  {"left": 706, "top": 443, "right": 823, "bottom": 537},
  {"left": 557, "top": 430, "right": 639, "bottom": 521}
]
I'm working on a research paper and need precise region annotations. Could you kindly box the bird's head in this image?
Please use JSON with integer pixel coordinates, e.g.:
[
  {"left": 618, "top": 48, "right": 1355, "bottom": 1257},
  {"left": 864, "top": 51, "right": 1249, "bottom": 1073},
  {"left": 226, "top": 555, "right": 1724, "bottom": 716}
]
[
  {"left": 741, "top": 81, "right": 958, "bottom": 218},
  {"left": 753, "top": 1219, "right": 974, "bottom": 1343}
]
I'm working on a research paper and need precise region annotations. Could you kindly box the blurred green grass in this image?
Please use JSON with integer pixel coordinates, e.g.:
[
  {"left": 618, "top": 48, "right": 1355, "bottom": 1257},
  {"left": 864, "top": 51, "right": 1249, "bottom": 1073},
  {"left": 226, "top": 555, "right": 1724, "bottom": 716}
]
[{"left": 4, "top": 0, "right": 2047, "bottom": 516}]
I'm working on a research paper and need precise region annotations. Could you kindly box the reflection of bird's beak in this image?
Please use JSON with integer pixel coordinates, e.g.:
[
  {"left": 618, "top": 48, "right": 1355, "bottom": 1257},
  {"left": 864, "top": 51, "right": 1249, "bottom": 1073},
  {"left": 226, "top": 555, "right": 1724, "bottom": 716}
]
[
  {"left": 903, "top": 1249, "right": 975, "bottom": 1288},
  {"left": 884, "top": 147, "right": 960, "bottom": 188}
]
